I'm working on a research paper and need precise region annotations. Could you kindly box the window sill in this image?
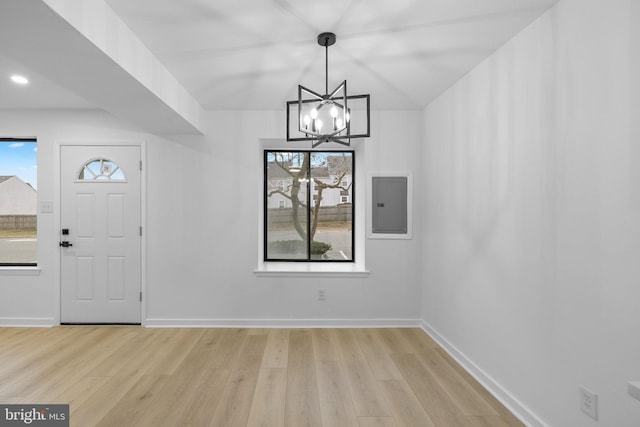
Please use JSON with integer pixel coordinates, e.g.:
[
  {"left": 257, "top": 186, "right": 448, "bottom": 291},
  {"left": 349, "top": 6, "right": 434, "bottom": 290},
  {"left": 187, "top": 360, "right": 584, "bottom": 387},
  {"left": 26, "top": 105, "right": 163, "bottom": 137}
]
[
  {"left": 0, "top": 267, "right": 41, "bottom": 276},
  {"left": 254, "top": 262, "right": 369, "bottom": 278}
]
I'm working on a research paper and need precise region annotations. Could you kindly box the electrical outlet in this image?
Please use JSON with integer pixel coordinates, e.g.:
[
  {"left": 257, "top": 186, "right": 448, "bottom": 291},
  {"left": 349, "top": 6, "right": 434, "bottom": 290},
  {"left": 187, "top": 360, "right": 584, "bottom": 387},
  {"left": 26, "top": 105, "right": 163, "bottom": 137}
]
[
  {"left": 579, "top": 386, "right": 598, "bottom": 420},
  {"left": 317, "top": 289, "right": 326, "bottom": 301},
  {"left": 40, "top": 200, "right": 54, "bottom": 213}
]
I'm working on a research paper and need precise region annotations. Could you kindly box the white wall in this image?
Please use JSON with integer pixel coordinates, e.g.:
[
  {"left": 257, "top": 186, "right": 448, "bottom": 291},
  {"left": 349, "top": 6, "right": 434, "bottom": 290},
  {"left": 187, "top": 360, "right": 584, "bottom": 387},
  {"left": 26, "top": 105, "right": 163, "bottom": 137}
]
[
  {"left": 421, "top": 0, "right": 640, "bottom": 426},
  {"left": 0, "top": 108, "right": 423, "bottom": 326},
  {"left": 146, "top": 109, "right": 422, "bottom": 324}
]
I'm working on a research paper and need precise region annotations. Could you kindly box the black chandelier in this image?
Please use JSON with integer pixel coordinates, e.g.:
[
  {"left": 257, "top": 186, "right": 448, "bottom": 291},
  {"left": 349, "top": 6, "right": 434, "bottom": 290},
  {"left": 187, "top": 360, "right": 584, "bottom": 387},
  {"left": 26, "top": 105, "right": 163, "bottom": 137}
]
[{"left": 286, "top": 32, "right": 370, "bottom": 147}]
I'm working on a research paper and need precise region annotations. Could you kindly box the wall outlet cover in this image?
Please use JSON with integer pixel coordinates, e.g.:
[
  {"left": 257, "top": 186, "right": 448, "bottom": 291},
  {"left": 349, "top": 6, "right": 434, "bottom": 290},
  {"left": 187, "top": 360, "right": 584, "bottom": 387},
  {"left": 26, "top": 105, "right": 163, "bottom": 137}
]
[{"left": 579, "top": 386, "right": 598, "bottom": 420}]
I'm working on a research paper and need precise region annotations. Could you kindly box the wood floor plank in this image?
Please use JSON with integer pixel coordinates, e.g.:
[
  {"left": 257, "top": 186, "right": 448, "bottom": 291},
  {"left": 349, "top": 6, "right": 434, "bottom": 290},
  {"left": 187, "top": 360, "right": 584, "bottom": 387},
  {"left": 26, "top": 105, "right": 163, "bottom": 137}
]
[
  {"left": 353, "top": 328, "right": 403, "bottom": 380},
  {"left": 395, "top": 327, "right": 439, "bottom": 352},
  {"left": 467, "top": 415, "right": 512, "bottom": 427},
  {"left": 285, "top": 330, "right": 322, "bottom": 427},
  {"left": 208, "top": 334, "right": 268, "bottom": 427},
  {"left": 434, "top": 348, "right": 525, "bottom": 426},
  {"left": 395, "top": 328, "right": 499, "bottom": 417},
  {"left": 208, "top": 368, "right": 261, "bottom": 427},
  {"left": 234, "top": 333, "right": 269, "bottom": 370},
  {"left": 135, "top": 368, "right": 230, "bottom": 427},
  {"left": 86, "top": 328, "right": 158, "bottom": 377},
  {"left": 70, "top": 329, "right": 171, "bottom": 426},
  {"left": 0, "top": 327, "right": 88, "bottom": 396},
  {"left": 246, "top": 368, "right": 287, "bottom": 427},
  {"left": 51, "top": 376, "right": 110, "bottom": 409},
  {"left": 3, "top": 329, "right": 130, "bottom": 405},
  {"left": 357, "top": 417, "right": 397, "bottom": 427},
  {"left": 374, "top": 328, "right": 416, "bottom": 354},
  {"left": 0, "top": 327, "right": 23, "bottom": 341},
  {"left": 95, "top": 375, "right": 169, "bottom": 427},
  {"left": 70, "top": 369, "right": 146, "bottom": 427},
  {"left": 171, "top": 328, "right": 226, "bottom": 377},
  {"left": 0, "top": 327, "right": 114, "bottom": 397},
  {"left": 414, "top": 347, "right": 499, "bottom": 416},
  {"left": 379, "top": 380, "right": 436, "bottom": 427},
  {"left": 311, "top": 328, "right": 340, "bottom": 361},
  {"left": 335, "top": 329, "right": 390, "bottom": 417},
  {"left": 0, "top": 327, "right": 58, "bottom": 366},
  {"left": 316, "top": 361, "right": 359, "bottom": 427},
  {"left": 390, "top": 352, "right": 473, "bottom": 427},
  {"left": 207, "top": 333, "right": 248, "bottom": 369},
  {"left": 26, "top": 327, "right": 140, "bottom": 401},
  {"left": 261, "top": 329, "right": 289, "bottom": 368},
  {"left": 143, "top": 328, "right": 203, "bottom": 375}
]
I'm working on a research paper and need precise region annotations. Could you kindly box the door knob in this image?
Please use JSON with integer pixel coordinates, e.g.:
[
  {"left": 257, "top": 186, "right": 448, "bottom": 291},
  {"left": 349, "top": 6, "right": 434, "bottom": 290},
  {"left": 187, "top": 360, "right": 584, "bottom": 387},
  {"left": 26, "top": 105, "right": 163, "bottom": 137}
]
[{"left": 59, "top": 241, "right": 73, "bottom": 248}]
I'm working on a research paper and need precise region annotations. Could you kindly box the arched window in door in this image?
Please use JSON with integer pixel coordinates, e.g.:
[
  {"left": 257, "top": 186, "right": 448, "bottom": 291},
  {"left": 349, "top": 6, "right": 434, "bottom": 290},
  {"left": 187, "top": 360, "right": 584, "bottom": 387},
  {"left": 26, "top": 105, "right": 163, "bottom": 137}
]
[{"left": 78, "top": 158, "right": 126, "bottom": 181}]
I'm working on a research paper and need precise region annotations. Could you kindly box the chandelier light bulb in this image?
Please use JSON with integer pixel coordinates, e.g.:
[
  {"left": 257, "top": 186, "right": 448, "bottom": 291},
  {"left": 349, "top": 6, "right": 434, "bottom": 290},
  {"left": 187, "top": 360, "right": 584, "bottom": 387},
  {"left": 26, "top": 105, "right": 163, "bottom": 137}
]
[
  {"left": 303, "top": 115, "right": 311, "bottom": 126},
  {"left": 316, "top": 119, "right": 323, "bottom": 131},
  {"left": 330, "top": 105, "right": 338, "bottom": 118},
  {"left": 336, "top": 118, "right": 344, "bottom": 129},
  {"left": 310, "top": 108, "right": 318, "bottom": 119}
]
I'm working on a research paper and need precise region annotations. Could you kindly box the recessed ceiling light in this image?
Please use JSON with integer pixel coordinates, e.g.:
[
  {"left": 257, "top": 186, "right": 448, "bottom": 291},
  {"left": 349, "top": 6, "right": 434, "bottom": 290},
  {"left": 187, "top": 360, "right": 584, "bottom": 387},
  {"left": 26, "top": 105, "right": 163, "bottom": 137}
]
[{"left": 10, "top": 75, "right": 29, "bottom": 85}]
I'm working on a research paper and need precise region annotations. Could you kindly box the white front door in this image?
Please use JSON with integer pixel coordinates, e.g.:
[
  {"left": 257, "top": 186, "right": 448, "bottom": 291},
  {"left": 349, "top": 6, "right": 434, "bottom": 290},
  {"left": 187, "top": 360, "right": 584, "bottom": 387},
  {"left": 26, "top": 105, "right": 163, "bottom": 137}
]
[{"left": 60, "top": 145, "right": 142, "bottom": 323}]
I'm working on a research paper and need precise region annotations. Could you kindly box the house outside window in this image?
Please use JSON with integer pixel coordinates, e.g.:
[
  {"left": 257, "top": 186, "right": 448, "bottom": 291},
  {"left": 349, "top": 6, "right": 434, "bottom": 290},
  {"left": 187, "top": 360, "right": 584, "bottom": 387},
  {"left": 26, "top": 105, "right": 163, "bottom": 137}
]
[
  {"left": 0, "top": 138, "right": 37, "bottom": 266},
  {"left": 264, "top": 150, "right": 354, "bottom": 261}
]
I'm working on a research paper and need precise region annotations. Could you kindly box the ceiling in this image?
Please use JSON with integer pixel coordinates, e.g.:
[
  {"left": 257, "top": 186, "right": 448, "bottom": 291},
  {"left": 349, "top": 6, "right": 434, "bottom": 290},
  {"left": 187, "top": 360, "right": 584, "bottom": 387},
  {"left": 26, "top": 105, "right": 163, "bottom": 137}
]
[{"left": 1, "top": 0, "right": 559, "bottom": 119}]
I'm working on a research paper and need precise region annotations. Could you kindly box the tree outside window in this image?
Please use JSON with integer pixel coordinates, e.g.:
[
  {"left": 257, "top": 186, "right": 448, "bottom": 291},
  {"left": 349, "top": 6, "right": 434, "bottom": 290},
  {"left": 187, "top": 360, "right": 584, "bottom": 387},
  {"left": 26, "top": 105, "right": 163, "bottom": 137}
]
[{"left": 264, "top": 150, "right": 354, "bottom": 261}]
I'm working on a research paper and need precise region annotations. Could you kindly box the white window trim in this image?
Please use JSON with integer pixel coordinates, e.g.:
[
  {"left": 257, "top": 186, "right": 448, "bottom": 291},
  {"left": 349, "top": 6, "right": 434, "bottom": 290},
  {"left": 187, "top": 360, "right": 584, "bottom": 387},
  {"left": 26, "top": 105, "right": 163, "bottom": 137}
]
[
  {"left": 0, "top": 267, "right": 41, "bottom": 276},
  {"left": 255, "top": 138, "right": 369, "bottom": 277}
]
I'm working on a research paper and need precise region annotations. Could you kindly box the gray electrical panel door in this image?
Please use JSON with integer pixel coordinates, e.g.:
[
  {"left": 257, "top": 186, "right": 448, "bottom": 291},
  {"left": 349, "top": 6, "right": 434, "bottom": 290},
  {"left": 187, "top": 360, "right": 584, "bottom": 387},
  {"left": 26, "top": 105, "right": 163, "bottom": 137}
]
[{"left": 372, "top": 176, "right": 408, "bottom": 234}]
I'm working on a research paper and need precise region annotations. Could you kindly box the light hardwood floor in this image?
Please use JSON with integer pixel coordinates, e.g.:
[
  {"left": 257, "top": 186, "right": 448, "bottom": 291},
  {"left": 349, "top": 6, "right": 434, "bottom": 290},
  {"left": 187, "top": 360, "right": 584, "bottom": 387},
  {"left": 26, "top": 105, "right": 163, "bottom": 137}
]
[{"left": 0, "top": 327, "right": 524, "bottom": 427}]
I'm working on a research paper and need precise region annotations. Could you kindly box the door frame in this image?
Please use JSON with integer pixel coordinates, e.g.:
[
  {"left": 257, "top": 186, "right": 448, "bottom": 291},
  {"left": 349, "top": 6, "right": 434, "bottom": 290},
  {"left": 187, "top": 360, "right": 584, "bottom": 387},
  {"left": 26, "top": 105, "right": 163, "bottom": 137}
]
[{"left": 54, "top": 140, "right": 147, "bottom": 326}]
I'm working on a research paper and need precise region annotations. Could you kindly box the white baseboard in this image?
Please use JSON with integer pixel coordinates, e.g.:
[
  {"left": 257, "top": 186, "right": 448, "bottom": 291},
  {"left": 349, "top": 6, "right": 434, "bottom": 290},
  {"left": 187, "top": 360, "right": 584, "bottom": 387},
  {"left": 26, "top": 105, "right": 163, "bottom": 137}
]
[
  {"left": 0, "top": 318, "right": 56, "bottom": 327},
  {"left": 145, "top": 318, "right": 421, "bottom": 328},
  {"left": 420, "top": 320, "right": 548, "bottom": 427}
]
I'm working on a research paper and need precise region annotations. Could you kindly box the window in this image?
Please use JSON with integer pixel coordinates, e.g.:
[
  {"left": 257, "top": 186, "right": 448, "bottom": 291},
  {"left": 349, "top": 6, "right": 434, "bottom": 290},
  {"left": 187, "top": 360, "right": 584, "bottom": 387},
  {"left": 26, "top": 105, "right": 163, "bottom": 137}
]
[
  {"left": 78, "top": 158, "right": 125, "bottom": 181},
  {"left": 264, "top": 150, "right": 354, "bottom": 261},
  {"left": 0, "top": 138, "right": 37, "bottom": 266}
]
